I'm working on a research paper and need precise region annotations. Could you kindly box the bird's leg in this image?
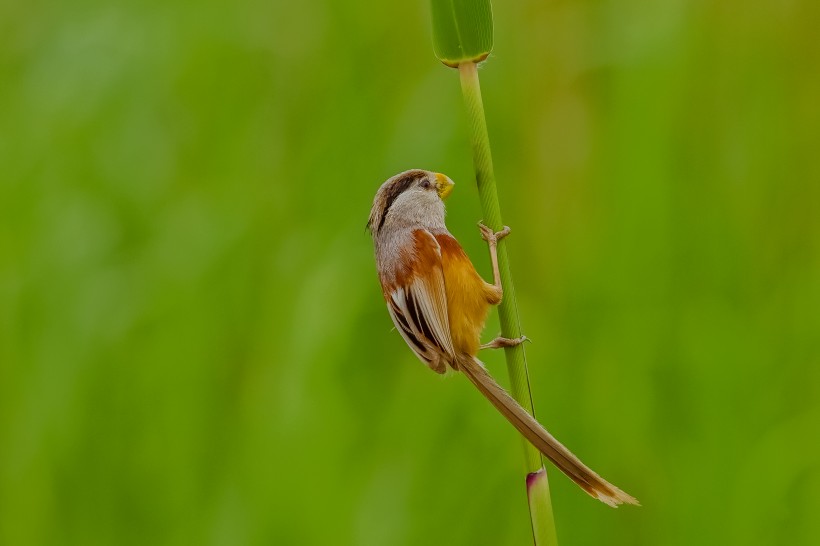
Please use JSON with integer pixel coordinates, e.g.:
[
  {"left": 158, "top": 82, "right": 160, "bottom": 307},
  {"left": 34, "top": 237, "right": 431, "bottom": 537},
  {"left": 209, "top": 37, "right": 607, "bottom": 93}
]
[
  {"left": 480, "top": 335, "right": 529, "bottom": 350},
  {"left": 478, "top": 222, "right": 510, "bottom": 291}
]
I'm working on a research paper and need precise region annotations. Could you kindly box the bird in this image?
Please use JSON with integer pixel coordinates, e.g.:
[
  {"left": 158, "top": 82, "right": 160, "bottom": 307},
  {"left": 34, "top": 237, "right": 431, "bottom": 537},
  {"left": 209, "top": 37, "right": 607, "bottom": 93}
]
[{"left": 367, "top": 169, "right": 638, "bottom": 507}]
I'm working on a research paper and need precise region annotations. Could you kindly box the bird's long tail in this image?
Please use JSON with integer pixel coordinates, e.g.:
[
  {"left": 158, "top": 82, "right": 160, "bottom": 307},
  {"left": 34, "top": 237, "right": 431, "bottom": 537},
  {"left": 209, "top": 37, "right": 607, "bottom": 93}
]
[{"left": 457, "top": 355, "right": 639, "bottom": 507}]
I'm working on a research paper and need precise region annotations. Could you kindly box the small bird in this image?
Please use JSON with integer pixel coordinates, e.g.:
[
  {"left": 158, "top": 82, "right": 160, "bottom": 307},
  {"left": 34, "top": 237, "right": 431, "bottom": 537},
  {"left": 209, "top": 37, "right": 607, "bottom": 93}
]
[{"left": 367, "top": 169, "right": 638, "bottom": 507}]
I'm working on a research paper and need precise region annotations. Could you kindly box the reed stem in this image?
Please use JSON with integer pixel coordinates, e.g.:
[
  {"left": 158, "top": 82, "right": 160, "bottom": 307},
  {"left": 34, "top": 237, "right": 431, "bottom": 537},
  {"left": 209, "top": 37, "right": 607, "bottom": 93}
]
[{"left": 458, "top": 60, "right": 559, "bottom": 546}]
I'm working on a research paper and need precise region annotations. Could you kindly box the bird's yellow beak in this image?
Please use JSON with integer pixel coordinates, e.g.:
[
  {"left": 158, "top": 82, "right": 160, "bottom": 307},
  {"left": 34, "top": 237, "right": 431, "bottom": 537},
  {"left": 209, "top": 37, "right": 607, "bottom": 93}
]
[{"left": 435, "top": 173, "right": 454, "bottom": 200}]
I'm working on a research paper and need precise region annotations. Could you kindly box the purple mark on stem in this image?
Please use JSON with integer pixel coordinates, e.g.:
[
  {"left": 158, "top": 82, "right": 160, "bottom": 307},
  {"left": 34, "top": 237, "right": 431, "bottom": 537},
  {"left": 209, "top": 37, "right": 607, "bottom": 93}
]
[{"left": 526, "top": 467, "right": 546, "bottom": 491}]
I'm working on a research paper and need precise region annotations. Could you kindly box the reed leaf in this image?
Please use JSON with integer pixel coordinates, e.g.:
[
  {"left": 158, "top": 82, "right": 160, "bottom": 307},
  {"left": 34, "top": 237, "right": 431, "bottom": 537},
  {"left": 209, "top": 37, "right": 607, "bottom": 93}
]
[{"left": 430, "top": 0, "right": 493, "bottom": 67}]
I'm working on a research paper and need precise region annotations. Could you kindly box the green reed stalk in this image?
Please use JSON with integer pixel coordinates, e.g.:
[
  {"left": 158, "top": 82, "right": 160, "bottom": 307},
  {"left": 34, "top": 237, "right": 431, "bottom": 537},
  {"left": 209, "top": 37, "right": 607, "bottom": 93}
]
[
  {"left": 458, "top": 59, "right": 559, "bottom": 546},
  {"left": 430, "top": 2, "right": 559, "bottom": 544}
]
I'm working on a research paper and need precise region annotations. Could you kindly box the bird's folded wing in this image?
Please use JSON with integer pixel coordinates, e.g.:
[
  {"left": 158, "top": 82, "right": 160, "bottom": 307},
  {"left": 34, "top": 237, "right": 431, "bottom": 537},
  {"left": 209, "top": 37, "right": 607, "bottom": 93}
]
[{"left": 385, "top": 229, "right": 455, "bottom": 365}]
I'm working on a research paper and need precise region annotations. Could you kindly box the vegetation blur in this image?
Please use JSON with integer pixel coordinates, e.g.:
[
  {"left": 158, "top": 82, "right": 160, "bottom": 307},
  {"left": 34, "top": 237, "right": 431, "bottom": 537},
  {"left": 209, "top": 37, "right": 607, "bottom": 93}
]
[{"left": 1, "top": 1, "right": 818, "bottom": 545}]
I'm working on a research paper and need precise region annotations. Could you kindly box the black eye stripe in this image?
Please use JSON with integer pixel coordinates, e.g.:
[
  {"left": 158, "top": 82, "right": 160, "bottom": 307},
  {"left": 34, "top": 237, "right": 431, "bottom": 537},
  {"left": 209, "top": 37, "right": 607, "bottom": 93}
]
[{"left": 377, "top": 171, "right": 425, "bottom": 232}]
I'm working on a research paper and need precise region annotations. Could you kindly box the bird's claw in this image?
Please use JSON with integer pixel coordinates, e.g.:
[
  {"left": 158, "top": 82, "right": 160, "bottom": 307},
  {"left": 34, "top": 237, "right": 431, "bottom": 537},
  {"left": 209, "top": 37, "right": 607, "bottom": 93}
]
[
  {"left": 480, "top": 335, "right": 531, "bottom": 350},
  {"left": 478, "top": 222, "right": 511, "bottom": 244}
]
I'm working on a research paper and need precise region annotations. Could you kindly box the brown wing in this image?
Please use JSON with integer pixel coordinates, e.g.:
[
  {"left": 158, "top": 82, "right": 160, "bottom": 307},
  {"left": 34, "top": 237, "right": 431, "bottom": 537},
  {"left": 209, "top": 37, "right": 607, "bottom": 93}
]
[{"left": 382, "top": 230, "right": 455, "bottom": 371}]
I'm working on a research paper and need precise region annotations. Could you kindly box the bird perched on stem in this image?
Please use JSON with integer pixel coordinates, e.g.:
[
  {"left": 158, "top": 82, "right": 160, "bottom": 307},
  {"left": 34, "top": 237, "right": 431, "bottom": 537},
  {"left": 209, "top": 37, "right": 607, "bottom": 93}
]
[{"left": 367, "top": 169, "right": 638, "bottom": 507}]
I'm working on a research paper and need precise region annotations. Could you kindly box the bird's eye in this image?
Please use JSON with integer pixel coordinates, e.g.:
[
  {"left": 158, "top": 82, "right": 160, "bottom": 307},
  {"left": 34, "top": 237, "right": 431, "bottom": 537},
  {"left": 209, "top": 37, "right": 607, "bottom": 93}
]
[{"left": 420, "top": 179, "right": 432, "bottom": 189}]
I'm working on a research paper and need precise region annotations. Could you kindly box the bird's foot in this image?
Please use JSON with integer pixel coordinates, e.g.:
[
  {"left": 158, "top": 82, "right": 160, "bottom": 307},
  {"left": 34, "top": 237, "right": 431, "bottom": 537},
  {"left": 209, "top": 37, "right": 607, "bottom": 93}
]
[
  {"left": 478, "top": 222, "right": 511, "bottom": 245},
  {"left": 480, "top": 335, "right": 530, "bottom": 350}
]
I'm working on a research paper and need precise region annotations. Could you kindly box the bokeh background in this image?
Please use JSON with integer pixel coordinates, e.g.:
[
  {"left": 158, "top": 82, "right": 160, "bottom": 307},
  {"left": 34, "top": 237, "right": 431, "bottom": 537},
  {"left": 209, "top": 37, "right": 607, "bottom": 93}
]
[{"left": 1, "top": 0, "right": 818, "bottom": 544}]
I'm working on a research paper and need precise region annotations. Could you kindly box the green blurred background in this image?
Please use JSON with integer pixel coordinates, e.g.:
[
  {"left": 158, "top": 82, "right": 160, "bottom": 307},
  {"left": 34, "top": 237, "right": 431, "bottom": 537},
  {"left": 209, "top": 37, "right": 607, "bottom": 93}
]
[{"left": 1, "top": 0, "right": 818, "bottom": 544}]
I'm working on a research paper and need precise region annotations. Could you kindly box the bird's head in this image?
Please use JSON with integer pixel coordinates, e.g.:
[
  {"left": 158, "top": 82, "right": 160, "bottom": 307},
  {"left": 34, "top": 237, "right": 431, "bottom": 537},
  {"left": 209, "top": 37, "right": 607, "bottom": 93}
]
[{"left": 367, "top": 169, "right": 454, "bottom": 235}]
